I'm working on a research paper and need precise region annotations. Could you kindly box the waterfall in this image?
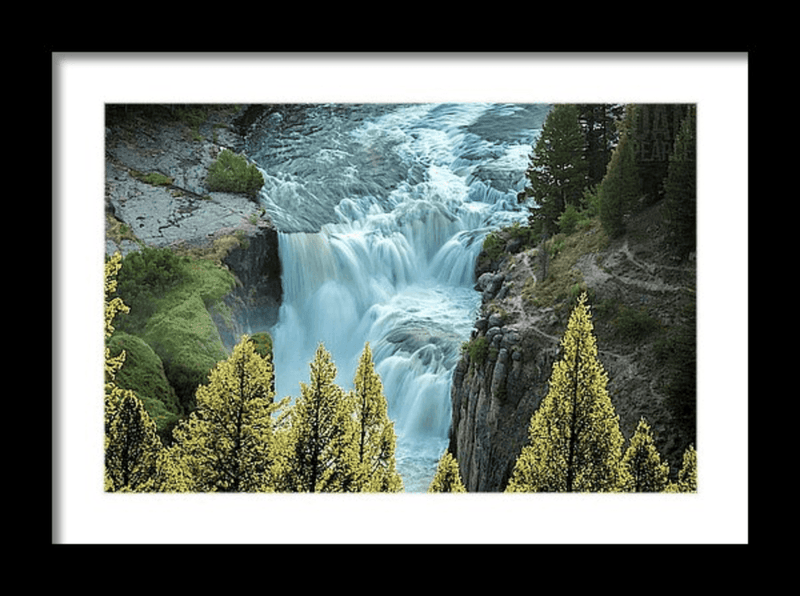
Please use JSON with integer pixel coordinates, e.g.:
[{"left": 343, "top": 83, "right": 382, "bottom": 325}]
[{"left": 248, "top": 103, "right": 549, "bottom": 491}]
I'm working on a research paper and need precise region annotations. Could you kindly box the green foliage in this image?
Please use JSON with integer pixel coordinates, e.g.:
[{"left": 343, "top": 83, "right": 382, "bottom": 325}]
[
  {"left": 206, "top": 149, "right": 264, "bottom": 198},
  {"left": 462, "top": 336, "right": 490, "bottom": 367},
  {"left": 105, "top": 391, "right": 164, "bottom": 492},
  {"left": 506, "top": 293, "right": 625, "bottom": 492},
  {"left": 166, "top": 336, "right": 288, "bottom": 492},
  {"left": 653, "top": 295, "right": 696, "bottom": 442},
  {"left": 174, "top": 105, "right": 208, "bottom": 137},
  {"left": 632, "top": 104, "right": 693, "bottom": 205},
  {"left": 104, "top": 253, "right": 165, "bottom": 492},
  {"left": 351, "top": 343, "right": 404, "bottom": 492},
  {"left": 131, "top": 170, "right": 173, "bottom": 186},
  {"left": 120, "top": 255, "right": 236, "bottom": 410},
  {"left": 522, "top": 104, "right": 588, "bottom": 235},
  {"left": 106, "top": 332, "right": 183, "bottom": 441},
  {"left": 506, "top": 221, "right": 538, "bottom": 246},
  {"left": 618, "top": 418, "right": 670, "bottom": 492},
  {"left": 612, "top": 303, "right": 661, "bottom": 341},
  {"left": 557, "top": 203, "right": 581, "bottom": 235},
  {"left": 428, "top": 451, "right": 466, "bottom": 493},
  {"left": 282, "top": 343, "right": 361, "bottom": 492},
  {"left": 524, "top": 218, "right": 607, "bottom": 309},
  {"left": 664, "top": 106, "right": 697, "bottom": 260},
  {"left": 598, "top": 108, "right": 640, "bottom": 238},
  {"left": 143, "top": 294, "right": 230, "bottom": 412},
  {"left": 664, "top": 444, "right": 697, "bottom": 493},
  {"left": 482, "top": 231, "right": 505, "bottom": 262},
  {"left": 114, "top": 247, "right": 188, "bottom": 334},
  {"left": 249, "top": 332, "right": 274, "bottom": 359},
  {"left": 577, "top": 104, "right": 624, "bottom": 188}
]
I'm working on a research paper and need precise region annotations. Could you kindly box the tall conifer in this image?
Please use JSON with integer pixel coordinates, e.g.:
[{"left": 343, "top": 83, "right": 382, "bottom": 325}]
[
  {"left": 352, "top": 343, "right": 403, "bottom": 492},
  {"left": 284, "top": 343, "right": 360, "bottom": 492},
  {"left": 506, "top": 293, "right": 624, "bottom": 492},
  {"left": 665, "top": 444, "right": 697, "bottom": 493},
  {"left": 168, "top": 336, "right": 286, "bottom": 492},
  {"left": 598, "top": 106, "right": 640, "bottom": 238},
  {"left": 105, "top": 392, "right": 163, "bottom": 491},
  {"left": 664, "top": 106, "right": 697, "bottom": 260},
  {"left": 522, "top": 104, "right": 588, "bottom": 235},
  {"left": 428, "top": 450, "right": 466, "bottom": 493},
  {"left": 618, "top": 418, "right": 670, "bottom": 492}
]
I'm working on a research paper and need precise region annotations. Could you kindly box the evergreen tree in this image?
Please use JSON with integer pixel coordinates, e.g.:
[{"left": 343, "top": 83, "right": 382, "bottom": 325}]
[
  {"left": 521, "top": 104, "right": 588, "bottom": 236},
  {"left": 665, "top": 444, "right": 697, "bottom": 493},
  {"left": 351, "top": 343, "right": 403, "bottom": 492},
  {"left": 618, "top": 418, "right": 670, "bottom": 492},
  {"left": 506, "top": 293, "right": 624, "bottom": 492},
  {"left": 105, "top": 391, "right": 164, "bottom": 492},
  {"left": 284, "top": 343, "right": 360, "bottom": 492},
  {"left": 428, "top": 450, "right": 466, "bottom": 493},
  {"left": 168, "top": 335, "right": 287, "bottom": 492},
  {"left": 632, "top": 104, "right": 692, "bottom": 205},
  {"left": 598, "top": 105, "right": 640, "bottom": 238},
  {"left": 664, "top": 106, "right": 697, "bottom": 260},
  {"left": 578, "top": 104, "right": 624, "bottom": 188}
]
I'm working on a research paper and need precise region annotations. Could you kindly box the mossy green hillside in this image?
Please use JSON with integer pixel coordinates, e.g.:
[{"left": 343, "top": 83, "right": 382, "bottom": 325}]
[
  {"left": 106, "top": 331, "right": 183, "bottom": 441},
  {"left": 142, "top": 258, "right": 235, "bottom": 410},
  {"left": 113, "top": 249, "right": 237, "bottom": 412}
]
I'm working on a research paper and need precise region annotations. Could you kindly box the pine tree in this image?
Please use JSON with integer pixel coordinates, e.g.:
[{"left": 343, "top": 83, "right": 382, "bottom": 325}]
[
  {"left": 105, "top": 391, "right": 164, "bottom": 491},
  {"left": 428, "top": 450, "right": 466, "bottom": 493},
  {"left": 284, "top": 343, "right": 360, "bottom": 492},
  {"left": 665, "top": 444, "right": 697, "bottom": 493},
  {"left": 506, "top": 293, "right": 625, "bottom": 492},
  {"left": 578, "top": 103, "right": 624, "bottom": 188},
  {"left": 522, "top": 104, "right": 588, "bottom": 236},
  {"left": 352, "top": 343, "right": 403, "bottom": 492},
  {"left": 664, "top": 106, "right": 697, "bottom": 260},
  {"left": 598, "top": 106, "right": 640, "bottom": 238},
  {"left": 618, "top": 418, "right": 670, "bottom": 492},
  {"left": 632, "top": 104, "right": 692, "bottom": 205},
  {"left": 168, "top": 335, "right": 287, "bottom": 492}
]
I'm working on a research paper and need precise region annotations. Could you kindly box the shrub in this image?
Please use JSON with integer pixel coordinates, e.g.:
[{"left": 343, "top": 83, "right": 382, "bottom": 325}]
[
  {"left": 114, "top": 248, "right": 188, "bottom": 334},
  {"left": 462, "top": 336, "right": 490, "bottom": 367},
  {"left": 558, "top": 204, "right": 581, "bottom": 235},
  {"left": 131, "top": 170, "right": 173, "bottom": 186},
  {"left": 206, "top": 149, "right": 264, "bottom": 198},
  {"left": 506, "top": 221, "right": 538, "bottom": 247},
  {"left": 249, "top": 332, "right": 273, "bottom": 359},
  {"left": 613, "top": 304, "right": 661, "bottom": 341},
  {"left": 482, "top": 231, "right": 505, "bottom": 262}
]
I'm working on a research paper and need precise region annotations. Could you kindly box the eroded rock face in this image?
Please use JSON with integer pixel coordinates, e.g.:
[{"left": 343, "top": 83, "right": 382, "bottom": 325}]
[
  {"left": 449, "top": 330, "right": 558, "bottom": 492},
  {"left": 105, "top": 106, "right": 282, "bottom": 344},
  {"left": 220, "top": 218, "right": 282, "bottom": 333},
  {"left": 449, "top": 203, "right": 697, "bottom": 492}
]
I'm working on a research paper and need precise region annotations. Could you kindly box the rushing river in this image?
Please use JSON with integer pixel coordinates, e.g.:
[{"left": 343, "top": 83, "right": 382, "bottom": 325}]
[{"left": 243, "top": 103, "right": 549, "bottom": 491}]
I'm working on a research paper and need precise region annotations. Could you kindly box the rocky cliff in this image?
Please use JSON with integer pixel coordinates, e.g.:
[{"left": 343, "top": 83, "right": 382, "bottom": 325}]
[
  {"left": 449, "top": 203, "right": 697, "bottom": 492},
  {"left": 104, "top": 105, "right": 282, "bottom": 344}
]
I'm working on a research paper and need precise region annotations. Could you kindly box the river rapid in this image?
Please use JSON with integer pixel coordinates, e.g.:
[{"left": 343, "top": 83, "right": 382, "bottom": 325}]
[{"left": 242, "top": 103, "right": 549, "bottom": 491}]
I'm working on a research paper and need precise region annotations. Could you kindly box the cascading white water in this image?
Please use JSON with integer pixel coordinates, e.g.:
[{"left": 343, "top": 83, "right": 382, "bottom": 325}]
[{"left": 247, "top": 103, "right": 549, "bottom": 491}]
